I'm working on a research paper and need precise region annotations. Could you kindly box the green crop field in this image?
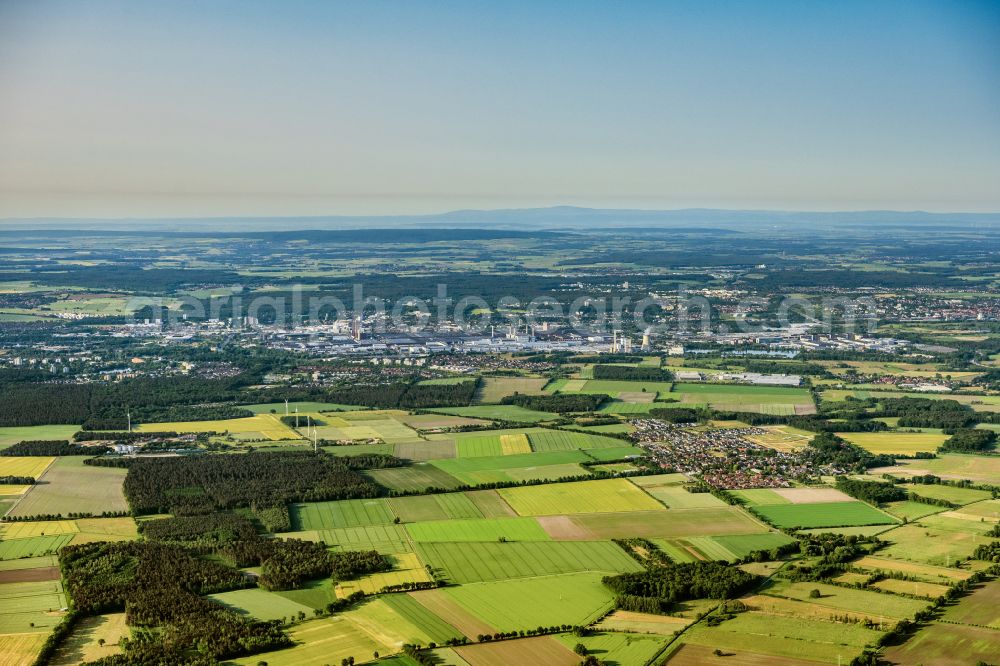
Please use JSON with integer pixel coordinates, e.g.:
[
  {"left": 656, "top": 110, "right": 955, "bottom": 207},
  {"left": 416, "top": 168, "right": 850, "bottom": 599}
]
[
  {"left": 730, "top": 489, "right": 792, "bottom": 506},
  {"left": 430, "top": 450, "right": 592, "bottom": 485},
  {"left": 670, "top": 383, "right": 814, "bottom": 414},
  {"left": 415, "top": 540, "right": 643, "bottom": 583},
  {"left": 419, "top": 376, "right": 478, "bottom": 385},
  {"left": 643, "top": 484, "right": 728, "bottom": 509},
  {"left": 765, "top": 579, "right": 928, "bottom": 620},
  {"left": 444, "top": 572, "right": 617, "bottom": 631},
  {"left": 567, "top": 379, "right": 674, "bottom": 396},
  {"left": 434, "top": 405, "right": 558, "bottom": 422},
  {"left": 0, "top": 580, "right": 67, "bottom": 634},
  {"left": 569, "top": 507, "right": 769, "bottom": 539},
  {"left": 950, "top": 499, "right": 1000, "bottom": 520},
  {"left": 283, "top": 525, "right": 412, "bottom": 554},
  {"left": 583, "top": 445, "right": 646, "bottom": 461},
  {"left": 869, "top": 453, "right": 1000, "bottom": 486},
  {"left": 554, "top": 631, "right": 668, "bottom": 665},
  {"left": 453, "top": 432, "right": 514, "bottom": 457},
  {"left": 499, "top": 478, "right": 666, "bottom": 515},
  {"left": 363, "top": 463, "right": 462, "bottom": 492},
  {"left": 0, "top": 534, "right": 74, "bottom": 560},
  {"left": 231, "top": 615, "right": 390, "bottom": 666},
  {"left": 379, "top": 594, "right": 463, "bottom": 645},
  {"left": 0, "top": 555, "right": 58, "bottom": 571},
  {"left": 270, "top": 579, "right": 338, "bottom": 611},
  {"left": 569, "top": 422, "right": 634, "bottom": 434},
  {"left": 884, "top": 622, "right": 1000, "bottom": 666},
  {"left": 883, "top": 500, "right": 946, "bottom": 521},
  {"left": 447, "top": 428, "right": 542, "bottom": 457},
  {"left": 904, "top": 484, "right": 993, "bottom": 505},
  {"left": 822, "top": 389, "right": 1000, "bottom": 413},
  {"left": 405, "top": 517, "right": 550, "bottom": 543},
  {"left": 387, "top": 492, "right": 483, "bottom": 522},
  {"left": 527, "top": 429, "right": 627, "bottom": 452},
  {"left": 0, "top": 424, "right": 79, "bottom": 449},
  {"left": 323, "top": 442, "right": 395, "bottom": 457},
  {"left": 681, "top": 611, "right": 883, "bottom": 664},
  {"left": 838, "top": 432, "right": 949, "bottom": 456},
  {"left": 290, "top": 498, "right": 394, "bottom": 530},
  {"left": 685, "top": 532, "right": 796, "bottom": 560},
  {"left": 208, "top": 588, "right": 316, "bottom": 622},
  {"left": 674, "top": 383, "right": 811, "bottom": 397},
  {"left": 343, "top": 597, "right": 442, "bottom": 646},
  {"left": 877, "top": 516, "right": 993, "bottom": 566},
  {"left": 597, "top": 401, "right": 660, "bottom": 414},
  {"left": 753, "top": 501, "right": 898, "bottom": 529},
  {"left": 464, "top": 490, "right": 517, "bottom": 518}
]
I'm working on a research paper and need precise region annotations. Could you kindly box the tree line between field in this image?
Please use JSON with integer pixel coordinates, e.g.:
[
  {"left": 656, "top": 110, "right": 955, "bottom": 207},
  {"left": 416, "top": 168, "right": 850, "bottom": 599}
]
[
  {"left": 652, "top": 395, "right": 999, "bottom": 456},
  {"left": 0, "top": 373, "right": 480, "bottom": 428}
]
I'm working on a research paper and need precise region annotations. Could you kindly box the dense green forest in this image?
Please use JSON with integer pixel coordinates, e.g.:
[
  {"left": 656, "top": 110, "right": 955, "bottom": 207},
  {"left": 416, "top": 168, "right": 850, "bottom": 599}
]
[
  {"left": 835, "top": 476, "right": 907, "bottom": 504},
  {"left": 60, "top": 541, "right": 289, "bottom": 664},
  {"left": 114, "top": 451, "right": 385, "bottom": 515},
  {"left": 603, "top": 561, "right": 760, "bottom": 613},
  {"left": 0, "top": 440, "right": 105, "bottom": 456},
  {"left": 940, "top": 428, "right": 997, "bottom": 453},
  {"left": 500, "top": 392, "right": 608, "bottom": 412},
  {"left": 592, "top": 365, "right": 674, "bottom": 382}
]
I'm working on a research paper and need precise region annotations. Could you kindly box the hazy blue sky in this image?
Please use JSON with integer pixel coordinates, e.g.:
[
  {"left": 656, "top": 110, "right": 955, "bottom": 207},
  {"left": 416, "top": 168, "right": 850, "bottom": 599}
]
[{"left": 1, "top": 0, "right": 998, "bottom": 217}]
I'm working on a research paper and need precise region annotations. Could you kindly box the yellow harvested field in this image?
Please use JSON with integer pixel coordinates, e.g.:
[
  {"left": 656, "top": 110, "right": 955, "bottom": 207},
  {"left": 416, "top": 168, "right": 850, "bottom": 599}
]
[
  {"left": 0, "top": 520, "right": 78, "bottom": 539},
  {"left": 71, "top": 518, "right": 138, "bottom": 545},
  {"left": 135, "top": 414, "right": 299, "bottom": 440},
  {"left": 500, "top": 478, "right": 666, "bottom": 516},
  {"left": 744, "top": 426, "right": 814, "bottom": 452},
  {"left": 231, "top": 615, "right": 391, "bottom": 666},
  {"left": 50, "top": 613, "right": 128, "bottom": 664},
  {"left": 499, "top": 434, "right": 532, "bottom": 455},
  {"left": 0, "top": 486, "right": 30, "bottom": 496},
  {"left": 595, "top": 610, "right": 692, "bottom": 634},
  {"left": 476, "top": 377, "right": 549, "bottom": 403},
  {"left": 772, "top": 488, "right": 854, "bottom": 504},
  {"left": 0, "top": 633, "right": 48, "bottom": 666},
  {"left": 871, "top": 578, "right": 951, "bottom": 599},
  {"left": 0, "top": 458, "right": 55, "bottom": 479},
  {"left": 838, "top": 432, "right": 948, "bottom": 456},
  {"left": 335, "top": 552, "right": 432, "bottom": 597},
  {"left": 742, "top": 594, "right": 890, "bottom": 625}
]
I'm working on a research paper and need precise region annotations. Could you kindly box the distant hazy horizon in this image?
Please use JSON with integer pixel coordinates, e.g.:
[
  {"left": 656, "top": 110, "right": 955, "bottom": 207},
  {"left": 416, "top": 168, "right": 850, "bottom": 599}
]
[
  {"left": 3, "top": 205, "right": 1000, "bottom": 234},
  {"left": 2, "top": 0, "right": 998, "bottom": 218}
]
